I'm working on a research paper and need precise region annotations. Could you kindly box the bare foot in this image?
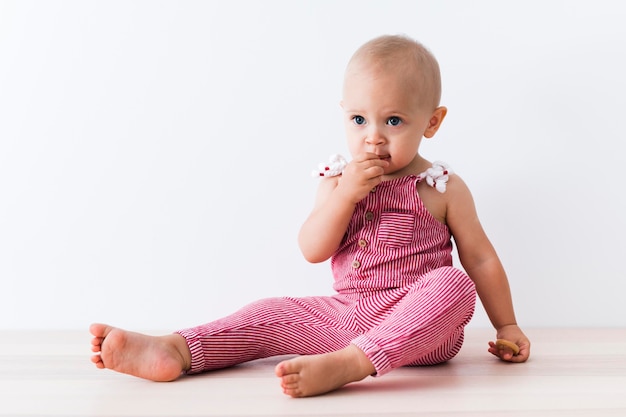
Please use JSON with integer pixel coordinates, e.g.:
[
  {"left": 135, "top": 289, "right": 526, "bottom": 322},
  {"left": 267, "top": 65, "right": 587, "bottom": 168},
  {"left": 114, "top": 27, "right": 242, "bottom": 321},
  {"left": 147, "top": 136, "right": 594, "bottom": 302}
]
[
  {"left": 89, "top": 323, "right": 191, "bottom": 382},
  {"left": 274, "top": 344, "right": 375, "bottom": 398}
]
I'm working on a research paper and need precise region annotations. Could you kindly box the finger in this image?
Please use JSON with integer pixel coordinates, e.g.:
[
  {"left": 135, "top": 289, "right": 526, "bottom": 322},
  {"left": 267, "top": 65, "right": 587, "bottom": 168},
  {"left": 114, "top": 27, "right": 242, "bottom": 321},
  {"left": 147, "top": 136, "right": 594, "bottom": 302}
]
[
  {"left": 502, "top": 344, "right": 531, "bottom": 363},
  {"left": 488, "top": 341, "right": 516, "bottom": 361},
  {"left": 357, "top": 152, "right": 385, "bottom": 161},
  {"left": 509, "top": 344, "right": 530, "bottom": 363},
  {"left": 357, "top": 159, "right": 389, "bottom": 171},
  {"left": 343, "top": 159, "right": 387, "bottom": 179},
  {"left": 503, "top": 352, "right": 526, "bottom": 363},
  {"left": 354, "top": 153, "right": 391, "bottom": 165},
  {"left": 363, "top": 165, "right": 386, "bottom": 179},
  {"left": 352, "top": 153, "right": 377, "bottom": 163},
  {"left": 495, "top": 347, "right": 515, "bottom": 361}
]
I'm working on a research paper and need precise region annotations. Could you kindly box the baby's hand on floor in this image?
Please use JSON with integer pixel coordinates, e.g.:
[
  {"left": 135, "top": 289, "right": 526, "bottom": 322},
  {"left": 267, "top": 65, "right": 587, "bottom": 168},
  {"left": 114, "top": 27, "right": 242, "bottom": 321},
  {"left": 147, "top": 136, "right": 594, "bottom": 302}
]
[{"left": 488, "top": 324, "right": 531, "bottom": 363}]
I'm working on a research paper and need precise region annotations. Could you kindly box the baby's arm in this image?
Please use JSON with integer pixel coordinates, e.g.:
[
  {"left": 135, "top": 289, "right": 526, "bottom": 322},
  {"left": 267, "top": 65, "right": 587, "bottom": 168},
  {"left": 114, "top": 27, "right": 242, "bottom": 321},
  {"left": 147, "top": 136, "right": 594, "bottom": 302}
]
[
  {"left": 444, "top": 176, "right": 531, "bottom": 363},
  {"left": 299, "top": 153, "right": 388, "bottom": 263}
]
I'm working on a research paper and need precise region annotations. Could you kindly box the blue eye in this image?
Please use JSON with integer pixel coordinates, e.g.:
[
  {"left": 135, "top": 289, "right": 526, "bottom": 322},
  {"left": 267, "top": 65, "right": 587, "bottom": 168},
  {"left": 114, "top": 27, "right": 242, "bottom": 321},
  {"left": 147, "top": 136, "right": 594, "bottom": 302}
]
[
  {"left": 352, "top": 115, "right": 366, "bottom": 125},
  {"left": 387, "top": 116, "right": 402, "bottom": 126}
]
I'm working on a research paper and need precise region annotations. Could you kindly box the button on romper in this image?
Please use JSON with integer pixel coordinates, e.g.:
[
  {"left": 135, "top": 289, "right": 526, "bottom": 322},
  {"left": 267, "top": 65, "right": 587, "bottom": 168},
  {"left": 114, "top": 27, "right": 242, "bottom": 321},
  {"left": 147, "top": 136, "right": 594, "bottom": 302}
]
[{"left": 177, "top": 174, "right": 476, "bottom": 376}]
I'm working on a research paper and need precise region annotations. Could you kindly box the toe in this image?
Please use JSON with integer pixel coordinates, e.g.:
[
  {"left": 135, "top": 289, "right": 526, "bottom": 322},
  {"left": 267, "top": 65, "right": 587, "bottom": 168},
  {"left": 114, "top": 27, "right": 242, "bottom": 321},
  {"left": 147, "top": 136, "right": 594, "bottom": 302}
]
[
  {"left": 89, "top": 323, "right": 113, "bottom": 339},
  {"left": 275, "top": 361, "right": 296, "bottom": 377},
  {"left": 280, "top": 373, "right": 299, "bottom": 384},
  {"left": 91, "top": 340, "right": 103, "bottom": 352},
  {"left": 283, "top": 387, "right": 302, "bottom": 398},
  {"left": 91, "top": 354, "right": 104, "bottom": 368},
  {"left": 282, "top": 382, "right": 299, "bottom": 391}
]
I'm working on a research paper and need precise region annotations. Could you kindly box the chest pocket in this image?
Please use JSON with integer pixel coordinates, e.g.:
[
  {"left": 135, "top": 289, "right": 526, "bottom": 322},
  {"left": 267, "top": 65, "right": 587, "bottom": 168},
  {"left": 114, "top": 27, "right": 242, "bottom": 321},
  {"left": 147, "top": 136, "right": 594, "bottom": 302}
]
[{"left": 377, "top": 210, "right": 416, "bottom": 249}]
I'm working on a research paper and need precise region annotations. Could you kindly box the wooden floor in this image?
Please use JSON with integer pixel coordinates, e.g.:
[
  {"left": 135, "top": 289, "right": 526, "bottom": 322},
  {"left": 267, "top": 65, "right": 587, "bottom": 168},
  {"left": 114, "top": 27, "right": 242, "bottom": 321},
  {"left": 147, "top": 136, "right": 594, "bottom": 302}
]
[{"left": 1, "top": 328, "right": 625, "bottom": 416}]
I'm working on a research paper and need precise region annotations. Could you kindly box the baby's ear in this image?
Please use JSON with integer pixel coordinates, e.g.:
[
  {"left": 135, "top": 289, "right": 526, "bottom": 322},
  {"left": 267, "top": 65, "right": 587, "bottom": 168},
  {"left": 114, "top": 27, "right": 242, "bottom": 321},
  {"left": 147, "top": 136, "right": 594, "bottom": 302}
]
[{"left": 424, "top": 106, "right": 447, "bottom": 138}]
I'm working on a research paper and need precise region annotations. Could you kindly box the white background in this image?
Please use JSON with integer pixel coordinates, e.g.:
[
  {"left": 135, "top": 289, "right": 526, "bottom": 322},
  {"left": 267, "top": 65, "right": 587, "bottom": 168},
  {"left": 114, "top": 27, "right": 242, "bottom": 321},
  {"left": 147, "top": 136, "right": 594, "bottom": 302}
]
[{"left": 1, "top": 0, "right": 625, "bottom": 331}]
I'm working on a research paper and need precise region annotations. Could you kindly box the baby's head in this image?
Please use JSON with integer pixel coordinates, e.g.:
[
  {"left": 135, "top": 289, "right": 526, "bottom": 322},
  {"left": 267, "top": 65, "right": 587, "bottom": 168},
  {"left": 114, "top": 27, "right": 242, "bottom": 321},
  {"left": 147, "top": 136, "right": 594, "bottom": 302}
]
[
  {"left": 344, "top": 35, "right": 442, "bottom": 112},
  {"left": 341, "top": 36, "right": 447, "bottom": 175}
]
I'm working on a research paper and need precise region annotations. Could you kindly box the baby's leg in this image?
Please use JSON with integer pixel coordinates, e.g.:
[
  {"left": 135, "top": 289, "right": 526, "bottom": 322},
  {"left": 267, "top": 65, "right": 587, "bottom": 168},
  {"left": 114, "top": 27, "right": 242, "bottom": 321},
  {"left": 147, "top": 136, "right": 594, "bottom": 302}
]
[
  {"left": 353, "top": 267, "right": 476, "bottom": 375},
  {"left": 275, "top": 344, "right": 375, "bottom": 398},
  {"left": 176, "top": 295, "right": 359, "bottom": 374},
  {"left": 273, "top": 269, "right": 471, "bottom": 398},
  {"left": 90, "top": 323, "right": 191, "bottom": 381}
]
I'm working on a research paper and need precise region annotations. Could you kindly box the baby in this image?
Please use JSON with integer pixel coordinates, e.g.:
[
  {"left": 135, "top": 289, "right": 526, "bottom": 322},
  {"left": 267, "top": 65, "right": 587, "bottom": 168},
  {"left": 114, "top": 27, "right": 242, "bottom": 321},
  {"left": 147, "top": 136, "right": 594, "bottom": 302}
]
[{"left": 90, "top": 34, "right": 530, "bottom": 398}]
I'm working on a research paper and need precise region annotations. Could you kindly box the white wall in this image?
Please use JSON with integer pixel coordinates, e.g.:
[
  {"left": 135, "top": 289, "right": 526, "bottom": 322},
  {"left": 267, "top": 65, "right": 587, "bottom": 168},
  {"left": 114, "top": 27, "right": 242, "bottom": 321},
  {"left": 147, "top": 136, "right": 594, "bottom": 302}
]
[{"left": 1, "top": 0, "right": 625, "bottom": 331}]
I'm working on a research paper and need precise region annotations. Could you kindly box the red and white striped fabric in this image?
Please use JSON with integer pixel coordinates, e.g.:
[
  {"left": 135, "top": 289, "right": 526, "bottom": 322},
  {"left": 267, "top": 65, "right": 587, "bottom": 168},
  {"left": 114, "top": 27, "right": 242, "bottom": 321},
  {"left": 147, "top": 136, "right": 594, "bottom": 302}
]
[
  {"left": 332, "top": 175, "right": 455, "bottom": 292},
  {"left": 177, "top": 173, "right": 476, "bottom": 376}
]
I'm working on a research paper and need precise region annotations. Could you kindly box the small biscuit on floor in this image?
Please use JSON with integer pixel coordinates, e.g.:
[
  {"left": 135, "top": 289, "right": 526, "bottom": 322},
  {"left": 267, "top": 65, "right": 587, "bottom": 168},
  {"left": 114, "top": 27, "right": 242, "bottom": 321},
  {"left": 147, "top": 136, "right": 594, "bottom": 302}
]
[{"left": 495, "top": 339, "right": 520, "bottom": 355}]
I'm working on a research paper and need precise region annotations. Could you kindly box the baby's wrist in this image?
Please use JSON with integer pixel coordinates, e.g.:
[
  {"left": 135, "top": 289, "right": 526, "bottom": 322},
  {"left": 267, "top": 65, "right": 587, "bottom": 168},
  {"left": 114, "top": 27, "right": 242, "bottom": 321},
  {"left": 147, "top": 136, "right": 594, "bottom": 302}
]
[{"left": 495, "top": 323, "right": 519, "bottom": 333}]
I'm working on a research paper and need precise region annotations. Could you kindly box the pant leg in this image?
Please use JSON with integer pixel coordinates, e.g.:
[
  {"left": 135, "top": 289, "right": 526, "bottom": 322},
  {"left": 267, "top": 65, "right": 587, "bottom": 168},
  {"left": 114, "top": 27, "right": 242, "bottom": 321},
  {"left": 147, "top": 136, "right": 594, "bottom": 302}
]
[
  {"left": 176, "top": 294, "right": 360, "bottom": 374},
  {"left": 351, "top": 266, "right": 476, "bottom": 376}
]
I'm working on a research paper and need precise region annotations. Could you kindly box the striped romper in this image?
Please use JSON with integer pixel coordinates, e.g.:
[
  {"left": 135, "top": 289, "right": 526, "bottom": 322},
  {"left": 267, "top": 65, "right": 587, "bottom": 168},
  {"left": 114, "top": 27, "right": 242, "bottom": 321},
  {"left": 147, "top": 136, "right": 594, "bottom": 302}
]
[{"left": 177, "top": 174, "right": 476, "bottom": 376}]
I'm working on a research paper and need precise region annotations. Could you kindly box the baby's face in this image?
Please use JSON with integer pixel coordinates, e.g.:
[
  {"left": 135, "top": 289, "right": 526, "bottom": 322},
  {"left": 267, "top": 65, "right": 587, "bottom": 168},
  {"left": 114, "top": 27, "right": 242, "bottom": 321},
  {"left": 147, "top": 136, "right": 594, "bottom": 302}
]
[{"left": 342, "top": 65, "right": 435, "bottom": 176}]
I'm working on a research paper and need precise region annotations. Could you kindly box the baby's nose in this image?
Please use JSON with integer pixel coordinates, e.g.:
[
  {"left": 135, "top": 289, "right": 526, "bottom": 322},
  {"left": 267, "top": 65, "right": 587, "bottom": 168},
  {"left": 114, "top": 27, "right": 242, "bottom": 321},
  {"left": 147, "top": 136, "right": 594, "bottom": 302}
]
[{"left": 365, "top": 127, "right": 384, "bottom": 144}]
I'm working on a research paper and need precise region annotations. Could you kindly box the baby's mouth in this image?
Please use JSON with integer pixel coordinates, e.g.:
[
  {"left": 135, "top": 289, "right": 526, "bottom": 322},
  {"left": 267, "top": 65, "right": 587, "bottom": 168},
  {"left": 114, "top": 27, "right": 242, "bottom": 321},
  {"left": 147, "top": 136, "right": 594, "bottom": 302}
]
[{"left": 378, "top": 155, "right": 391, "bottom": 161}]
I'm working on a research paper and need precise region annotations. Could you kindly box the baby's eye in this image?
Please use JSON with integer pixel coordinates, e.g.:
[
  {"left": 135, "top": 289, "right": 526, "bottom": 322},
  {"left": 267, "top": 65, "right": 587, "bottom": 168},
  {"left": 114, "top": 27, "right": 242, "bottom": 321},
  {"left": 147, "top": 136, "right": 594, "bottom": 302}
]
[
  {"left": 352, "top": 115, "right": 366, "bottom": 125},
  {"left": 387, "top": 116, "right": 402, "bottom": 126}
]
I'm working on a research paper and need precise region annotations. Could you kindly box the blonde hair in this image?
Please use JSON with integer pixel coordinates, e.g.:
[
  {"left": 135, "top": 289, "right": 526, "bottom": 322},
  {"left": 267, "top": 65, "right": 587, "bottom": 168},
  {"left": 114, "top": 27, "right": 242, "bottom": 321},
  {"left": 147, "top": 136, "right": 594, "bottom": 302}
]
[{"left": 346, "top": 35, "right": 442, "bottom": 110}]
